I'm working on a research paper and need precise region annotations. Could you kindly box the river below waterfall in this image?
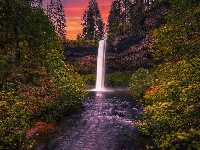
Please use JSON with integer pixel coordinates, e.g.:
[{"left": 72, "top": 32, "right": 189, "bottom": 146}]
[{"left": 34, "top": 89, "right": 153, "bottom": 150}]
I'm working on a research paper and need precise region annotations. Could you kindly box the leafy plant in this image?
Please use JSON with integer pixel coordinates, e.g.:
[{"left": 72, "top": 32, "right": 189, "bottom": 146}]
[
  {"left": 106, "top": 71, "right": 134, "bottom": 87},
  {"left": 0, "top": 1, "right": 87, "bottom": 149},
  {"left": 129, "top": 1, "right": 200, "bottom": 149},
  {"left": 141, "top": 58, "right": 200, "bottom": 149},
  {"left": 152, "top": 0, "right": 200, "bottom": 62},
  {"left": 83, "top": 71, "right": 133, "bottom": 88},
  {"left": 129, "top": 68, "right": 153, "bottom": 100}
]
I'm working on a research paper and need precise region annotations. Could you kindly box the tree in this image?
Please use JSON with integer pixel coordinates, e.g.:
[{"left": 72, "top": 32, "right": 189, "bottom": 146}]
[
  {"left": 107, "top": 0, "right": 121, "bottom": 33},
  {"left": 129, "top": 1, "right": 200, "bottom": 149},
  {"left": 107, "top": 0, "right": 156, "bottom": 32},
  {"left": 120, "top": 0, "right": 131, "bottom": 24},
  {"left": 81, "top": 0, "right": 104, "bottom": 41},
  {"left": 0, "top": 0, "right": 86, "bottom": 149},
  {"left": 0, "top": 0, "right": 35, "bottom": 67},
  {"left": 129, "top": 0, "right": 151, "bottom": 24},
  {"left": 47, "top": 0, "right": 66, "bottom": 39},
  {"left": 107, "top": 0, "right": 133, "bottom": 34}
]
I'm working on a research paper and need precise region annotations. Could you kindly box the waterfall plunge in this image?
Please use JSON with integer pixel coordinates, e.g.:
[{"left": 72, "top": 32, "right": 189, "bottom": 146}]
[
  {"left": 88, "top": 38, "right": 114, "bottom": 92},
  {"left": 95, "top": 39, "right": 106, "bottom": 91}
]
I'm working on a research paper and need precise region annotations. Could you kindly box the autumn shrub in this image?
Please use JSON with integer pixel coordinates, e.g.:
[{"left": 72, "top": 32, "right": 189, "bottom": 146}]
[
  {"left": 129, "top": 1, "right": 200, "bottom": 149},
  {"left": 139, "top": 58, "right": 200, "bottom": 149},
  {"left": 0, "top": 83, "right": 34, "bottom": 150}
]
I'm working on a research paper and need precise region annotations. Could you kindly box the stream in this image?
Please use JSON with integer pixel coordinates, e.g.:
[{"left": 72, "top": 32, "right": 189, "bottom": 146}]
[{"left": 34, "top": 89, "right": 149, "bottom": 150}]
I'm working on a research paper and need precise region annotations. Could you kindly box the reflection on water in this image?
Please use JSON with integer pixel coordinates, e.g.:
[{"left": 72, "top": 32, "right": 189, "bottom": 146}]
[
  {"left": 95, "top": 92, "right": 104, "bottom": 98},
  {"left": 34, "top": 89, "right": 144, "bottom": 150}
]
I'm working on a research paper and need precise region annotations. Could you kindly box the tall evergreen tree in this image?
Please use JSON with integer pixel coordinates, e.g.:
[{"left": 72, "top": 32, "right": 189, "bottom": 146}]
[
  {"left": 120, "top": 0, "right": 131, "bottom": 24},
  {"left": 107, "top": 0, "right": 132, "bottom": 33},
  {"left": 107, "top": 0, "right": 156, "bottom": 33},
  {"left": 47, "top": 0, "right": 66, "bottom": 39},
  {"left": 129, "top": 0, "right": 155, "bottom": 24},
  {"left": 81, "top": 0, "right": 104, "bottom": 40},
  {"left": 107, "top": 0, "right": 121, "bottom": 32}
]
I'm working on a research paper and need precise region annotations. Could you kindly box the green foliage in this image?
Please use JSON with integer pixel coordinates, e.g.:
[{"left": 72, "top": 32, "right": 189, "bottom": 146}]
[
  {"left": 129, "top": 68, "right": 152, "bottom": 100},
  {"left": 0, "top": 0, "right": 87, "bottom": 149},
  {"left": 169, "top": 0, "right": 199, "bottom": 7},
  {"left": 152, "top": 1, "right": 200, "bottom": 62},
  {"left": 107, "top": 0, "right": 121, "bottom": 34},
  {"left": 82, "top": 74, "right": 96, "bottom": 88},
  {"left": 129, "top": 1, "right": 200, "bottom": 149},
  {"left": 45, "top": 50, "right": 87, "bottom": 115},
  {"left": 106, "top": 71, "right": 133, "bottom": 87},
  {"left": 83, "top": 71, "right": 133, "bottom": 88},
  {"left": 0, "top": 84, "right": 34, "bottom": 150},
  {"left": 108, "top": 23, "right": 130, "bottom": 39},
  {"left": 107, "top": 0, "right": 156, "bottom": 37},
  {"left": 140, "top": 58, "right": 200, "bottom": 149}
]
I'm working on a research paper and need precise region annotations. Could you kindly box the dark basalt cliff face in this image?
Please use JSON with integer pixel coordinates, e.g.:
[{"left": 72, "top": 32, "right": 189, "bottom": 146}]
[
  {"left": 64, "top": 2, "right": 171, "bottom": 74},
  {"left": 64, "top": 47, "right": 98, "bottom": 74}
]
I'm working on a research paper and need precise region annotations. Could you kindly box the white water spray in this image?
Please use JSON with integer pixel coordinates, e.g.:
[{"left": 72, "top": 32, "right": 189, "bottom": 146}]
[{"left": 95, "top": 38, "right": 106, "bottom": 91}]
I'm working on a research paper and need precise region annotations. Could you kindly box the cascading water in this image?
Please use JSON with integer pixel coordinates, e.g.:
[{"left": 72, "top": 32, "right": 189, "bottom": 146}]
[{"left": 95, "top": 38, "right": 106, "bottom": 91}]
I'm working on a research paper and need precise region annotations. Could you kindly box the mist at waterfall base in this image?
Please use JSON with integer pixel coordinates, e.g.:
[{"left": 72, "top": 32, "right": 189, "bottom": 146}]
[{"left": 89, "top": 38, "right": 114, "bottom": 92}]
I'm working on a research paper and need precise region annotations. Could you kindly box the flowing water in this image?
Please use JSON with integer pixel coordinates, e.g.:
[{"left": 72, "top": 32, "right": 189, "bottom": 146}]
[
  {"left": 33, "top": 38, "right": 154, "bottom": 150},
  {"left": 34, "top": 89, "right": 147, "bottom": 150},
  {"left": 95, "top": 39, "right": 106, "bottom": 91}
]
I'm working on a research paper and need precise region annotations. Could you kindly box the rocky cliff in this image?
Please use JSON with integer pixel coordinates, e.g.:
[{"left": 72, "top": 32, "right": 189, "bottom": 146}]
[{"left": 64, "top": 1, "right": 171, "bottom": 74}]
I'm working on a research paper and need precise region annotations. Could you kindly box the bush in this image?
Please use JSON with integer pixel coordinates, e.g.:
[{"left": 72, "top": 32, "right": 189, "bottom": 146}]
[
  {"left": 82, "top": 74, "right": 96, "bottom": 88},
  {"left": 106, "top": 71, "right": 133, "bottom": 87},
  {"left": 129, "top": 68, "right": 153, "bottom": 100},
  {"left": 129, "top": 1, "right": 200, "bottom": 149},
  {"left": 139, "top": 58, "right": 200, "bottom": 149},
  {"left": 0, "top": 84, "right": 34, "bottom": 150},
  {"left": 0, "top": 53, "right": 87, "bottom": 149},
  {"left": 152, "top": 1, "right": 200, "bottom": 63},
  {"left": 0, "top": 2, "right": 87, "bottom": 149},
  {"left": 45, "top": 50, "right": 87, "bottom": 121},
  {"left": 83, "top": 71, "right": 133, "bottom": 88}
]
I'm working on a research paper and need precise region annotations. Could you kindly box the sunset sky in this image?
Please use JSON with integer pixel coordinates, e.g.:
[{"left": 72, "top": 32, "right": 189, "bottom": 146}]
[{"left": 44, "top": 0, "right": 113, "bottom": 40}]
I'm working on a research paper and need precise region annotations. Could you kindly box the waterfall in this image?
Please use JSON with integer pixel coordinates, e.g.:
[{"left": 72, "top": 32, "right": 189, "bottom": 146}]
[{"left": 95, "top": 38, "right": 106, "bottom": 91}]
